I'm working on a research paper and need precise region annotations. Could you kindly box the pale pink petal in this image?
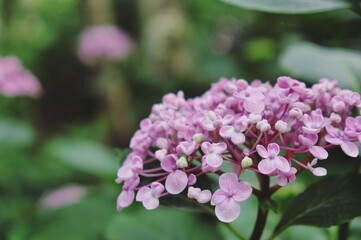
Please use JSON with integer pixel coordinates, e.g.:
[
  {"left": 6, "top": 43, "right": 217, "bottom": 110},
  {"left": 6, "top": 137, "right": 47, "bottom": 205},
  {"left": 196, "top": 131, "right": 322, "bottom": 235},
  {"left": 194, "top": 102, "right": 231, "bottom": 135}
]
[
  {"left": 267, "top": 143, "right": 280, "bottom": 155},
  {"left": 220, "top": 126, "right": 235, "bottom": 138},
  {"left": 215, "top": 198, "right": 240, "bottom": 222},
  {"left": 312, "top": 167, "right": 327, "bottom": 176},
  {"left": 210, "top": 189, "right": 227, "bottom": 205},
  {"left": 232, "top": 181, "right": 252, "bottom": 202},
  {"left": 160, "top": 154, "right": 177, "bottom": 172},
  {"left": 188, "top": 174, "right": 197, "bottom": 186},
  {"left": 277, "top": 175, "right": 288, "bottom": 186},
  {"left": 219, "top": 173, "right": 239, "bottom": 191},
  {"left": 187, "top": 187, "right": 201, "bottom": 199},
  {"left": 275, "top": 156, "right": 290, "bottom": 172},
  {"left": 212, "top": 142, "right": 227, "bottom": 154},
  {"left": 143, "top": 196, "right": 159, "bottom": 210},
  {"left": 197, "top": 190, "right": 212, "bottom": 203},
  {"left": 340, "top": 141, "right": 359, "bottom": 157},
  {"left": 256, "top": 145, "right": 268, "bottom": 158},
  {"left": 150, "top": 182, "right": 165, "bottom": 196},
  {"left": 201, "top": 142, "right": 212, "bottom": 154},
  {"left": 117, "top": 166, "right": 133, "bottom": 180},
  {"left": 117, "top": 190, "right": 134, "bottom": 210},
  {"left": 258, "top": 159, "right": 276, "bottom": 175},
  {"left": 244, "top": 99, "right": 265, "bottom": 114},
  {"left": 136, "top": 186, "right": 150, "bottom": 202},
  {"left": 231, "top": 132, "right": 245, "bottom": 145},
  {"left": 325, "top": 135, "right": 343, "bottom": 145},
  {"left": 165, "top": 170, "right": 188, "bottom": 194},
  {"left": 205, "top": 153, "right": 223, "bottom": 169},
  {"left": 309, "top": 146, "right": 328, "bottom": 160}
]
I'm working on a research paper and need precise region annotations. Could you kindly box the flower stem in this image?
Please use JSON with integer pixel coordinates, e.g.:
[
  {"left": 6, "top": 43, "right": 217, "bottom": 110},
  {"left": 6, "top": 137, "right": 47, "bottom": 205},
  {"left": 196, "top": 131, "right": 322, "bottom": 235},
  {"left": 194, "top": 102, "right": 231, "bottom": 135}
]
[
  {"left": 250, "top": 173, "right": 270, "bottom": 240},
  {"left": 250, "top": 202, "right": 269, "bottom": 240},
  {"left": 338, "top": 222, "right": 350, "bottom": 240}
]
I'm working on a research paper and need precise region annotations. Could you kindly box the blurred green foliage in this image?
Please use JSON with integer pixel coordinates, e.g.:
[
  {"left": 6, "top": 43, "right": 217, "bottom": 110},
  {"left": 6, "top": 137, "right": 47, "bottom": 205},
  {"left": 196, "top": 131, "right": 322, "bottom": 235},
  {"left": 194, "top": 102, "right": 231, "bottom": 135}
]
[{"left": 0, "top": 0, "right": 361, "bottom": 239}]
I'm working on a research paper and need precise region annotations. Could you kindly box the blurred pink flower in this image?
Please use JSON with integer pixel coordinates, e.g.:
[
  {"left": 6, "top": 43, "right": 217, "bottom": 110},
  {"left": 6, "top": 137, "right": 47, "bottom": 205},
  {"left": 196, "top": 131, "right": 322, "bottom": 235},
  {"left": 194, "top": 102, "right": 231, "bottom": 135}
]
[
  {"left": 77, "top": 25, "right": 133, "bottom": 65},
  {"left": 0, "top": 56, "right": 42, "bottom": 97},
  {"left": 39, "top": 185, "right": 87, "bottom": 209}
]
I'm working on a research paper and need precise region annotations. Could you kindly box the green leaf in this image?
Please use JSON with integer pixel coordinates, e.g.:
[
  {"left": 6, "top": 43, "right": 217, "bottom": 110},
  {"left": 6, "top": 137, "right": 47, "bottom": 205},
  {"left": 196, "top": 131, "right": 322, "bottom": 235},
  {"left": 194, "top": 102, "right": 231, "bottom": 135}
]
[
  {"left": 30, "top": 194, "right": 115, "bottom": 240},
  {"left": 279, "top": 42, "right": 361, "bottom": 91},
  {"left": 45, "top": 138, "right": 118, "bottom": 179},
  {"left": 222, "top": 0, "right": 352, "bottom": 14},
  {"left": 273, "top": 174, "right": 361, "bottom": 236},
  {"left": 105, "top": 207, "right": 222, "bottom": 240},
  {"left": 0, "top": 118, "right": 35, "bottom": 148}
]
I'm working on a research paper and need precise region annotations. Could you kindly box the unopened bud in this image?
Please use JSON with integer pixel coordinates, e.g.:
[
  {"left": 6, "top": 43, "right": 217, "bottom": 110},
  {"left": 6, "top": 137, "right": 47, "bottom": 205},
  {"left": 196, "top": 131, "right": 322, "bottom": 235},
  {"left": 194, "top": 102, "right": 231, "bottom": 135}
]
[
  {"left": 241, "top": 156, "right": 253, "bottom": 169},
  {"left": 249, "top": 114, "right": 262, "bottom": 124},
  {"left": 289, "top": 108, "right": 302, "bottom": 119},
  {"left": 193, "top": 133, "right": 204, "bottom": 143},
  {"left": 176, "top": 156, "right": 188, "bottom": 168},
  {"left": 275, "top": 120, "right": 288, "bottom": 133},
  {"left": 256, "top": 120, "right": 271, "bottom": 132},
  {"left": 330, "top": 113, "right": 341, "bottom": 123}
]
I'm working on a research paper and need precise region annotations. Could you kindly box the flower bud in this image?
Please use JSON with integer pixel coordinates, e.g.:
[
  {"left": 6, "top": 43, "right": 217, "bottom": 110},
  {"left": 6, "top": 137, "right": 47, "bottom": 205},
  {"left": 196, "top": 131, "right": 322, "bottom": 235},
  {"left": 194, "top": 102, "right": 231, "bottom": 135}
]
[
  {"left": 256, "top": 120, "right": 271, "bottom": 132},
  {"left": 241, "top": 156, "right": 253, "bottom": 169},
  {"left": 289, "top": 108, "right": 302, "bottom": 119},
  {"left": 176, "top": 156, "right": 188, "bottom": 168},
  {"left": 249, "top": 114, "right": 262, "bottom": 124},
  {"left": 275, "top": 120, "right": 288, "bottom": 133},
  {"left": 193, "top": 133, "right": 204, "bottom": 143},
  {"left": 330, "top": 113, "right": 341, "bottom": 123}
]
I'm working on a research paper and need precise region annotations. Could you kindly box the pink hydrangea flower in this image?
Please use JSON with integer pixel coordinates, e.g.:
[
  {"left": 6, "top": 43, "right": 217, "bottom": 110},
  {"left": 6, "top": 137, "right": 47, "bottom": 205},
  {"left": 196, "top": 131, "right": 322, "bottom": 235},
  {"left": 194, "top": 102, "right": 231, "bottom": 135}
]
[
  {"left": 256, "top": 143, "right": 290, "bottom": 175},
  {"left": 210, "top": 173, "right": 252, "bottom": 222},
  {"left": 77, "top": 25, "right": 132, "bottom": 65},
  {"left": 116, "top": 76, "right": 361, "bottom": 223},
  {"left": 0, "top": 56, "right": 42, "bottom": 97},
  {"left": 136, "top": 182, "right": 164, "bottom": 210}
]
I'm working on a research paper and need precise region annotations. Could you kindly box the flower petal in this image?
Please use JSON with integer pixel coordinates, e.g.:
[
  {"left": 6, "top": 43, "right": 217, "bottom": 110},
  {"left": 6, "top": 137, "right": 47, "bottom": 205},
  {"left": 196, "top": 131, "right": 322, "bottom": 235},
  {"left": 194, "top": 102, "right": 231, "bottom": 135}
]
[
  {"left": 197, "top": 190, "right": 212, "bottom": 203},
  {"left": 143, "top": 196, "right": 159, "bottom": 210},
  {"left": 212, "top": 142, "right": 227, "bottom": 154},
  {"left": 340, "top": 141, "right": 359, "bottom": 157},
  {"left": 232, "top": 181, "right": 252, "bottom": 202},
  {"left": 117, "top": 190, "right": 134, "bottom": 210},
  {"left": 160, "top": 154, "right": 177, "bottom": 172},
  {"left": 215, "top": 198, "right": 241, "bottom": 223},
  {"left": 211, "top": 189, "right": 227, "bottom": 205},
  {"left": 220, "top": 126, "right": 234, "bottom": 139},
  {"left": 165, "top": 170, "right": 188, "bottom": 194},
  {"left": 256, "top": 144, "right": 268, "bottom": 159},
  {"left": 267, "top": 143, "right": 280, "bottom": 155},
  {"left": 312, "top": 167, "right": 327, "bottom": 176},
  {"left": 205, "top": 153, "right": 223, "bottom": 169},
  {"left": 309, "top": 146, "right": 328, "bottom": 160},
  {"left": 231, "top": 132, "right": 245, "bottom": 145},
  {"left": 258, "top": 159, "right": 276, "bottom": 175},
  {"left": 275, "top": 156, "right": 290, "bottom": 172},
  {"left": 219, "top": 172, "right": 239, "bottom": 191}
]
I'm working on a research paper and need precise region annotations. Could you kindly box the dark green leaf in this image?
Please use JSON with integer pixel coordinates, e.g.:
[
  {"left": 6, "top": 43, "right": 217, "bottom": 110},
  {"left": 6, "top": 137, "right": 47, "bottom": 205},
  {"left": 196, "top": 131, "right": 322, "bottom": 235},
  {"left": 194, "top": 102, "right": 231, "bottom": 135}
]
[
  {"left": 274, "top": 174, "right": 361, "bottom": 236},
  {"left": 222, "top": 0, "right": 351, "bottom": 14},
  {"left": 45, "top": 138, "right": 118, "bottom": 179},
  {"left": 279, "top": 42, "right": 361, "bottom": 91},
  {"left": 105, "top": 207, "right": 222, "bottom": 240}
]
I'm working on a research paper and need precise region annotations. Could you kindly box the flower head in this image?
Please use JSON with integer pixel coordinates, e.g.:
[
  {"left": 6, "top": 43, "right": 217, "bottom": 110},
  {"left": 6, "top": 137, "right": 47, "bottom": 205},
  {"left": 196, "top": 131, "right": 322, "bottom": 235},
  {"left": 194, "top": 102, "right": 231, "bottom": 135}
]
[
  {"left": 0, "top": 56, "right": 42, "bottom": 97},
  {"left": 77, "top": 25, "right": 132, "bottom": 65},
  {"left": 116, "top": 76, "right": 361, "bottom": 223}
]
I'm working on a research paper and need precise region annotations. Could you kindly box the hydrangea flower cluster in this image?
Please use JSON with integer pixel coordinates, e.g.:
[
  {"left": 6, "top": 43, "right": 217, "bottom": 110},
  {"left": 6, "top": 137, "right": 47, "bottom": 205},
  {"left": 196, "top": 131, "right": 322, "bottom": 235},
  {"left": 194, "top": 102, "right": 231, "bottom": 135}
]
[
  {"left": 0, "top": 56, "right": 42, "bottom": 97},
  {"left": 116, "top": 76, "right": 361, "bottom": 223},
  {"left": 77, "top": 25, "right": 132, "bottom": 65}
]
